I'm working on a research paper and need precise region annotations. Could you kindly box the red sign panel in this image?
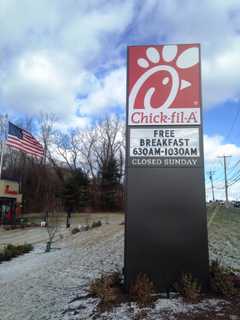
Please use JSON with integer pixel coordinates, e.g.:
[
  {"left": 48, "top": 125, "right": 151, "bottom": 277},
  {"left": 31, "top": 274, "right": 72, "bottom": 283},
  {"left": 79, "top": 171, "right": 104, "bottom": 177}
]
[
  {"left": 4, "top": 185, "right": 18, "bottom": 195},
  {"left": 128, "top": 44, "right": 201, "bottom": 125}
]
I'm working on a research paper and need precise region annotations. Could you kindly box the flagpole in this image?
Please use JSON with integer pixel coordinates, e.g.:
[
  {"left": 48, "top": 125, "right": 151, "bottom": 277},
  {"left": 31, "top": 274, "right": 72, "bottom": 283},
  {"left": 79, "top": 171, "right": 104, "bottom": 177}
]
[{"left": 0, "top": 114, "right": 8, "bottom": 180}]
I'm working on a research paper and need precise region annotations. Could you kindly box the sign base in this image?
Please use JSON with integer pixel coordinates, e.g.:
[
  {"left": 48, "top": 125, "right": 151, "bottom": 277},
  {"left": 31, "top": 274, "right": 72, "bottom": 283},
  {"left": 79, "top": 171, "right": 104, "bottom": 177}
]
[{"left": 124, "top": 167, "right": 209, "bottom": 291}]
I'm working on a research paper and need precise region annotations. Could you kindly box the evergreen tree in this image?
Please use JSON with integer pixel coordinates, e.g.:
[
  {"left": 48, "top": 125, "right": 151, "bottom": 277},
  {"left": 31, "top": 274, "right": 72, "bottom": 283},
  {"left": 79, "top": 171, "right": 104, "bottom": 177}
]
[
  {"left": 98, "top": 156, "right": 121, "bottom": 210},
  {"left": 60, "top": 169, "right": 89, "bottom": 212}
]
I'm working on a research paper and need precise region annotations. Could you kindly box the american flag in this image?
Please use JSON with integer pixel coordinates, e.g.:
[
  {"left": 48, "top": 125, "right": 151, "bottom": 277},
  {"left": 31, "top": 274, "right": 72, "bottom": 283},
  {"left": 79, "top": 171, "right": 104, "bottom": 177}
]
[{"left": 6, "top": 122, "right": 44, "bottom": 158}]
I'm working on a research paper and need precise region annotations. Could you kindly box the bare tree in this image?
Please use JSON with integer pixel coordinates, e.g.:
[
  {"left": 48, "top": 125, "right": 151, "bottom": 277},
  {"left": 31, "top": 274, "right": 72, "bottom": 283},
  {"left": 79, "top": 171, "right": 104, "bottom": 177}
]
[
  {"left": 91, "top": 116, "right": 125, "bottom": 178},
  {"left": 54, "top": 129, "right": 81, "bottom": 172},
  {"left": 45, "top": 210, "right": 59, "bottom": 252},
  {"left": 15, "top": 115, "right": 34, "bottom": 132},
  {"left": 37, "top": 112, "right": 65, "bottom": 182},
  {"left": 54, "top": 116, "right": 125, "bottom": 180},
  {"left": 38, "top": 112, "right": 57, "bottom": 164},
  {"left": 44, "top": 183, "right": 62, "bottom": 252}
]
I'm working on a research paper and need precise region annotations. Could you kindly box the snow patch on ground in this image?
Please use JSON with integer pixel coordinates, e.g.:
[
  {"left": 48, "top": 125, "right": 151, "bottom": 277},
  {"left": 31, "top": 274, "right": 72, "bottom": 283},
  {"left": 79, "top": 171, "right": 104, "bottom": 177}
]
[
  {"left": 0, "top": 224, "right": 124, "bottom": 320},
  {"left": 64, "top": 297, "right": 226, "bottom": 320},
  {"left": 0, "top": 208, "right": 239, "bottom": 319}
]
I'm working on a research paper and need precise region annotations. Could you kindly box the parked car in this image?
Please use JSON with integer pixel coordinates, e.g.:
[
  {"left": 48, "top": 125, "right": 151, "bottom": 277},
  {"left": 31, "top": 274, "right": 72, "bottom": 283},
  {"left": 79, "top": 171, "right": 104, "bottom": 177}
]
[
  {"left": 216, "top": 200, "right": 225, "bottom": 206},
  {"left": 233, "top": 201, "right": 240, "bottom": 208}
]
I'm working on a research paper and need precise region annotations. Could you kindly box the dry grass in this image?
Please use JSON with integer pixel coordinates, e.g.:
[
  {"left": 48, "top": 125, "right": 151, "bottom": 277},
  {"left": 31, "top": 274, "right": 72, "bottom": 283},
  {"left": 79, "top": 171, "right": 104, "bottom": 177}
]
[
  {"left": 209, "top": 260, "right": 239, "bottom": 297},
  {"left": 175, "top": 273, "right": 201, "bottom": 303},
  {"left": 129, "top": 273, "right": 156, "bottom": 307},
  {"left": 89, "top": 271, "right": 123, "bottom": 311},
  {"left": 89, "top": 272, "right": 157, "bottom": 312}
]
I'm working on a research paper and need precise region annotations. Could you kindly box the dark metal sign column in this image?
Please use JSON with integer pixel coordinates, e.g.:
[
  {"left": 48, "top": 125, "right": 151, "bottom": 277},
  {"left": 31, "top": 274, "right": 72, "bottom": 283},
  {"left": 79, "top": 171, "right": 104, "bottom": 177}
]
[{"left": 124, "top": 44, "right": 209, "bottom": 290}]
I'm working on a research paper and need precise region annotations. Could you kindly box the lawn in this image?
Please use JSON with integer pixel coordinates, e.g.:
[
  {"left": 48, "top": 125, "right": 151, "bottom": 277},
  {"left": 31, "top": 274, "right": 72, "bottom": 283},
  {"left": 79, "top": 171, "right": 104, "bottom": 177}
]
[{"left": 208, "top": 205, "right": 240, "bottom": 272}]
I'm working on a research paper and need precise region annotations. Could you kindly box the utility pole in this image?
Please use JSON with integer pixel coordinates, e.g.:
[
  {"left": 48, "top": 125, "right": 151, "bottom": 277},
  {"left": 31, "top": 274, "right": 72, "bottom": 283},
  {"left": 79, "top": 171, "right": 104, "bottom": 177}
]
[
  {"left": 208, "top": 170, "right": 215, "bottom": 202},
  {"left": 217, "top": 155, "right": 232, "bottom": 208},
  {"left": 0, "top": 114, "right": 8, "bottom": 180}
]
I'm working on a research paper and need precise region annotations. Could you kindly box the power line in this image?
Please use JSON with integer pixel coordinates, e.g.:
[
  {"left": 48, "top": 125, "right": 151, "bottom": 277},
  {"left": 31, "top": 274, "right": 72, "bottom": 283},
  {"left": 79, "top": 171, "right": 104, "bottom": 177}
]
[
  {"left": 225, "top": 106, "right": 240, "bottom": 141},
  {"left": 228, "top": 172, "right": 240, "bottom": 186},
  {"left": 224, "top": 159, "right": 240, "bottom": 187},
  {"left": 226, "top": 159, "right": 240, "bottom": 181}
]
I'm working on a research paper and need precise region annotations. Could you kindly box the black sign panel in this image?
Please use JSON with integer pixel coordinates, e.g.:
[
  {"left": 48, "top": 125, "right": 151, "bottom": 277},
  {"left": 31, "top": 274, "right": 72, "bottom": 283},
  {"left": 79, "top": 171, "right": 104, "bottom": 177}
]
[{"left": 124, "top": 44, "right": 209, "bottom": 291}]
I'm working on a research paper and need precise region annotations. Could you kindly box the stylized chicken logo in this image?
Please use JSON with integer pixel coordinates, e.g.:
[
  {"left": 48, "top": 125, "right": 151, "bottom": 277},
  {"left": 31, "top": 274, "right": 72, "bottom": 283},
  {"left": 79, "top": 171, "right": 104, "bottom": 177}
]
[{"left": 128, "top": 45, "right": 200, "bottom": 112}]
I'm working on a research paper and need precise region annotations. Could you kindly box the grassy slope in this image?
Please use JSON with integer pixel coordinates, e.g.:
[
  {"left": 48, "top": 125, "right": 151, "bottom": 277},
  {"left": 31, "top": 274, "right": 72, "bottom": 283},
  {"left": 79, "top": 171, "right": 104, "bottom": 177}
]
[{"left": 207, "top": 205, "right": 240, "bottom": 272}]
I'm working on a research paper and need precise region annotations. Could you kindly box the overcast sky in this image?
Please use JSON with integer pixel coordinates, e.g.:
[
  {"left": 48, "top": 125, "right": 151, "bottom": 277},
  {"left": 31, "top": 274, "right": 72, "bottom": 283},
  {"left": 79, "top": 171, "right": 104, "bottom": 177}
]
[{"left": 1, "top": 0, "right": 240, "bottom": 199}]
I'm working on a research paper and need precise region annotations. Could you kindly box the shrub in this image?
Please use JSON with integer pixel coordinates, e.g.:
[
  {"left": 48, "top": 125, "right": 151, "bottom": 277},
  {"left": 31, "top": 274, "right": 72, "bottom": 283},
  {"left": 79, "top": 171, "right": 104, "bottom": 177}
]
[
  {"left": 175, "top": 273, "right": 201, "bottom": 303},
  {"left": 21, "top": 243, "right": 33, "bottom": 253},
  {"left": 89, "top": 272, "right": 122, "bottom": 310},
  {"left": 71, "top": 227, "right": 80, "bottom": 235},
  {"left": 210, "top": 260, "right": 237, "bottom": 297},
  {"left": 78, "top": 224, "right": 89, "bottom": 232},
  {"left": 0, "top": 243, "right": 33, "bottom": 263},
  {"left": 134, "top": 310, "right": 149, "bottom": 320},
  {"left": 129, "top": 273, "right": 156, "bottom": 306},
  {"left": 0, "top": 252, "right": 4, "bottom": 262},
  {"left": 3, "top": 245, "right": 14, "bottom": 260},
  {"left": 231, "top": 273, "right": 240, "bottom": 289},
  {"left": 91, "top": 220, "right": 102, "bottom": 229},
  {"left": 3, "top": 226, "right": 11, "bottom": 231}
]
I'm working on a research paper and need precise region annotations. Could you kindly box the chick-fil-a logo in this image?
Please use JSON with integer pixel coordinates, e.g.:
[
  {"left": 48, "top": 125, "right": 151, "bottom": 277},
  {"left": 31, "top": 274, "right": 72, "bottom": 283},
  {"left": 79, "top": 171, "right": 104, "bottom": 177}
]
[{"left": 128, "top": 44, "right": 201, "bottom": 125}]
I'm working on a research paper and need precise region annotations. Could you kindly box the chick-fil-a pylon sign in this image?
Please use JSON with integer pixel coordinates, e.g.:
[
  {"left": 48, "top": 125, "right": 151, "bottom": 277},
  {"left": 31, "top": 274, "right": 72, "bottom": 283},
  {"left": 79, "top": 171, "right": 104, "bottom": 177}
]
[
  {"left": 124, "top": 44, "right": 209, "bottom": 292},
  {"left": 128, "top": 44, "right": 201, "bottom": 125}
]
